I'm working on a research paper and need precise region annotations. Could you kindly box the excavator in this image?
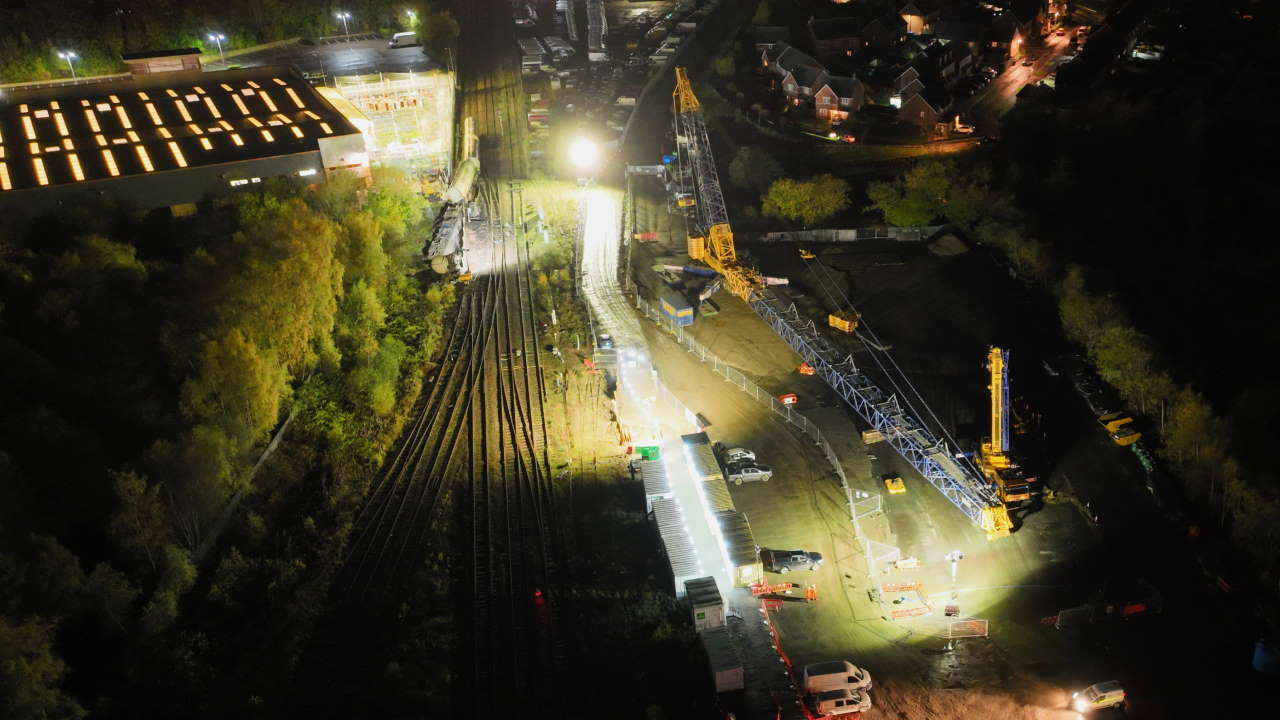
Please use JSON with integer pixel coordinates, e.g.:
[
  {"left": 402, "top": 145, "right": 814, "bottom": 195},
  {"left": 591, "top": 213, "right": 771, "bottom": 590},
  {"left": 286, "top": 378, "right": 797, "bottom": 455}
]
[{"left": 977, "top": 347, "right": 1036, "bottom": 504}]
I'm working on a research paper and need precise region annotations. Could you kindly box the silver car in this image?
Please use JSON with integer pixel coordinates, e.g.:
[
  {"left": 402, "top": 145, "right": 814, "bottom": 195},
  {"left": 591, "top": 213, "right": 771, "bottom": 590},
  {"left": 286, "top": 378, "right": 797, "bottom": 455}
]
[{"left": 726, "top": 464, "right": 772, "bottom": 485}]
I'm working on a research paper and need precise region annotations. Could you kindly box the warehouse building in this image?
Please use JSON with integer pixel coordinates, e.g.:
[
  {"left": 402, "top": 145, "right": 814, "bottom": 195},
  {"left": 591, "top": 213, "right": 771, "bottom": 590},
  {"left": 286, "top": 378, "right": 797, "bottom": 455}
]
[{"left": 0, "top": 50, "right": 369, "bottom": 215}]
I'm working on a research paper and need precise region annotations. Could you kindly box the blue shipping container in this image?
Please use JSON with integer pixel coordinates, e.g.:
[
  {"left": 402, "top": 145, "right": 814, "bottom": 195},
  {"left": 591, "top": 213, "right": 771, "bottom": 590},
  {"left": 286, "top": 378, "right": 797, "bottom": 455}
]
[{"left": 660, "top": 290, "right": 694, "bottom": 327}]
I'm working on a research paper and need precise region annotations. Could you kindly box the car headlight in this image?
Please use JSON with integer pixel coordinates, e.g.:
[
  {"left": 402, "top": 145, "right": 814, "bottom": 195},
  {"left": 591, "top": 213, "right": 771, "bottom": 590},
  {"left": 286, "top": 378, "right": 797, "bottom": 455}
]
[{"left": 1073, "top": 699, "right": 1088, "bottom": 712}]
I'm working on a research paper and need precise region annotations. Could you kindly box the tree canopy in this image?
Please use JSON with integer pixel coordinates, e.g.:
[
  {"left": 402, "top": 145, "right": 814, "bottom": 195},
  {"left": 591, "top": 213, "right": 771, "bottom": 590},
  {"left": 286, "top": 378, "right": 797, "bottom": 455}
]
[
  {"left": 763, "top": 174, "right": 851, "bottom": 227},
  {"left": 728, "top": 146, "right": 783, "bottom": 194}
]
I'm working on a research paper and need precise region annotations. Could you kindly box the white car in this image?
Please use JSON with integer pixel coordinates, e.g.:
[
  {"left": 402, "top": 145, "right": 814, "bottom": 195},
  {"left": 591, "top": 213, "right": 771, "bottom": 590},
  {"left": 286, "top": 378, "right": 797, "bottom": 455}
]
[
  {"left": 726, "top": 464, "right": 771, "bottom": 484},
  {"left": 803, "top": 660, "right": 873, "bottom": 692},
  {"left": 1072, "top": 681, "right": 1126, "bottom": 712},
  {"left": 808, "top": 688, "right": 872, "bottom": 716},
  {"left": 715, "top": 443, "right": 756, "bottom": 464}
]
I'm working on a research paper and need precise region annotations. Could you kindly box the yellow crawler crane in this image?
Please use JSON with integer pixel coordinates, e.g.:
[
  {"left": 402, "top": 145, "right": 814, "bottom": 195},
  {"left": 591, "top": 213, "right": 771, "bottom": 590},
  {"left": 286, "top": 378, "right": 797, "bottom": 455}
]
[{"left": 671, "top": 67, "right": 764, "bottom": 302}]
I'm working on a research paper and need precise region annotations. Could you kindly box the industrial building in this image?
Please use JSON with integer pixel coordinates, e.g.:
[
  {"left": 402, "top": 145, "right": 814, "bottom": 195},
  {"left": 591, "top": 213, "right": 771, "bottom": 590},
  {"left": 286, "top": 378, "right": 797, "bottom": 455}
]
[{"left": 0, "top": 50, "right": 369, "bottom": 215}]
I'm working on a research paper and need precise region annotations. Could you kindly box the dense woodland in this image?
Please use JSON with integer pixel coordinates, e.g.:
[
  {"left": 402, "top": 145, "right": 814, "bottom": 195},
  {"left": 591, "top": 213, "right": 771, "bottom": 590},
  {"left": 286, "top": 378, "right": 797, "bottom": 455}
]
[
  {"left": 0, "top": 168, "right": 454, "bottom": 718},
  {"left": 0, "top": 0, "right": 458, "bottom": 81}
]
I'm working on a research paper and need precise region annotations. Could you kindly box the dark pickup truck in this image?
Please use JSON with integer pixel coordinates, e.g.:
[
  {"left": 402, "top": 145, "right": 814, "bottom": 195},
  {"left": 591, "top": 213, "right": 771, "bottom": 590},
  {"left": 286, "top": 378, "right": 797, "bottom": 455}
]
[{"left": 761, "top": 548, "right": 823, "bottom": 573}]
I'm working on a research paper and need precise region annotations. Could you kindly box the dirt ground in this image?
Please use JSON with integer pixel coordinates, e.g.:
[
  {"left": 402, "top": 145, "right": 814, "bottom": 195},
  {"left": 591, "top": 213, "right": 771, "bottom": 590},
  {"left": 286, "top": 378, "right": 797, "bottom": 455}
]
[{"left": 623, "top": 183, "right": 1129, "bottom": 718}]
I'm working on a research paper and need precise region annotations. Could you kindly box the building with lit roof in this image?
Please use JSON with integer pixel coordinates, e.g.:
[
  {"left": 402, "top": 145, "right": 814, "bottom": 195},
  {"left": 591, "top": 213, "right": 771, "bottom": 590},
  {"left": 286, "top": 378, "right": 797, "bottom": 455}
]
[{"left": 0, "top": 50, "right": 370, "bottom": 215}]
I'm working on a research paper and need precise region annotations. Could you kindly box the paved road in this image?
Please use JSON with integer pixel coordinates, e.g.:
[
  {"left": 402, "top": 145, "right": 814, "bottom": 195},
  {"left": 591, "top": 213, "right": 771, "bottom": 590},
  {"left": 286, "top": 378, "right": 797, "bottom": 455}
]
[{"left": 963, "top": 31, "right": 1075, "bottom": 135}]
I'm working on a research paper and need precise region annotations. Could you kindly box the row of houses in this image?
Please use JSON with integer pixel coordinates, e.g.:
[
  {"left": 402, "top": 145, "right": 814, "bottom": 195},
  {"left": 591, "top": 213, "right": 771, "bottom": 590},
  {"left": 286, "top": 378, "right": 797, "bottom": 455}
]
[{"left": 755, "top": 1, "right": 1051, "bottom": 129}]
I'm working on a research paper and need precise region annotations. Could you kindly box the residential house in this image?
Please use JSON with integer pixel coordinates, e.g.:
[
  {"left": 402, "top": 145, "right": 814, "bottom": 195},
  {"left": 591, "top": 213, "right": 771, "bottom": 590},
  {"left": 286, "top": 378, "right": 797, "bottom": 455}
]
[
  {"left": 813, "top": 75, "right": 865, "bottom": 123},
  {"left": 781, "top": 65, "right": 830, "bottom": 102},
  {"left": 752, "top": 26, "right": 791, "bottom": 52},
  {"left": 898, "top": 85, "right": 950, "bottom": 129},
  {"left": 807, "top": 12, "right": 908, "bottom": 58},
  {"left": 898, "top": 0, "right": 940, "bottom": 36},
  {"left": 761, "top": 42, "right": 820, "bottom": 79}
]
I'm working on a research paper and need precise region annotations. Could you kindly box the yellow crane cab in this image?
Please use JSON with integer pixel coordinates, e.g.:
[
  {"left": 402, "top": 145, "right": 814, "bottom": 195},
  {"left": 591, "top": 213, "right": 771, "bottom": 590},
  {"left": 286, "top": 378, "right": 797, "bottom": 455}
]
[
  {"left": 799, "top": 248, "right": 816, "bottom": 260},
  {"left": 828, "top": 311, "right": 860, "bottom": 333}
]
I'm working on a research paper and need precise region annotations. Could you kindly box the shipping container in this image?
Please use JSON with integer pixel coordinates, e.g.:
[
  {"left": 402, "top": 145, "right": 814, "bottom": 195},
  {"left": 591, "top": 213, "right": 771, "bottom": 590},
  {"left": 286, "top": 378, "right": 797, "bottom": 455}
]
[
  {"left": 701, "top": 627, "right": 744, "bottom": 693},
  {"left": 660, "top": 289, "right": 694, "bottom": 326},
  {"left": 716, "top": 511, "right": 762, "bottom": 587},
  {"left": 684, "top": 576, "right": 725, "bottom": 632},
  {"left": 636, "top": 459, "right": 672, "bottom": 513},
  {"left": 652, "top": 497, "right": 704, "bottom": 596},
  {"left": 681, "top": 432, "right": 722, "bottom": 482}
]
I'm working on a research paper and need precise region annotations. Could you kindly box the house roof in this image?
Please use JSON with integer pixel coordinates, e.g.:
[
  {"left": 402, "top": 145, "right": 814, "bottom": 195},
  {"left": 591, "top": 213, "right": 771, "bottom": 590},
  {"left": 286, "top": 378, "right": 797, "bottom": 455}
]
[
  {"left": 0, "top": 65, "right": 358, "bottom": 194},
  {"left": 769, "top": 43, "right": 822, "bottom": 73},
  {"left": 827, "top": 75, "right": 863, "bottom": 98},
  {"left": 809, "top": 16, "right": 866, "bottom": 42},
  {"left": 121, "top": 47, "right": 201, "bottom": 61},
  {"left": 792, "top": 65, "right": 828, "bottom": 87},
  {"left": 898, "top": 0, "right": 941, "bottom": 14},
  {"left": 753, "top": 26, "right": 791, "bottom": 45}
]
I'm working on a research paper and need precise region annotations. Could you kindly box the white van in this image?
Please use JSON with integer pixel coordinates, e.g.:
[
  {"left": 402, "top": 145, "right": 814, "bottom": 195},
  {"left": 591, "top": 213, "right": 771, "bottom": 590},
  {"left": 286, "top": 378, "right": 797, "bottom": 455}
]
[
  {"left": 808, "top": 688, "right": 872, "bottom": 716},
  {"left": 803, "top": 660, "right": 873, "bottom": 692},
  {"left": 389, "top": 31, "right": 418, "bottom": 48}
]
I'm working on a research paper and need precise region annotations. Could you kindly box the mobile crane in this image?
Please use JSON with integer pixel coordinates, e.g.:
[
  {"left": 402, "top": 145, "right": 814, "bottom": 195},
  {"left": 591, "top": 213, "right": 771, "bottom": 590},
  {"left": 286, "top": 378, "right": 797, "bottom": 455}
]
[
  {"left": 666, "top": 67, "right": 1012, "bottom": 538},
  {"left": 977, "top": 348, "right": 1036, "bottom": 504}
]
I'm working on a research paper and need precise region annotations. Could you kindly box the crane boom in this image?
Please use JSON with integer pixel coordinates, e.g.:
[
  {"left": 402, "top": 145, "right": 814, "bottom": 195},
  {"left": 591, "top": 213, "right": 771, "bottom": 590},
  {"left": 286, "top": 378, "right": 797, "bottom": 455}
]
[
  {"left": 671, "top": 67, "right": 762, "bottom": 300},
  {"left": 991, "top": 347, "right": 1009, "bottom": 455},
  {"left": 665, "top": 67, "right": 1011, "bottom": 538}
]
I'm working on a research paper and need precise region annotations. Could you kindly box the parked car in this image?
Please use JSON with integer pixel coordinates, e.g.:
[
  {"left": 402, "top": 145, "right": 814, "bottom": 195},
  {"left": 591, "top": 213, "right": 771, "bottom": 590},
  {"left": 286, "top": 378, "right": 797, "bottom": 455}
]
[
  {"left": 596, "top": 333, "right": 614, "bottom": 350},
  {"left": 713, "top": 443, "right": 756, "bottom": 464},
  {"left": 803, "top": 660, "right": 873, "bottom": 692},
  {"left": 761, "top": 548, "right": 823, "bottom": 573},
  {"left": 726, "top": 464, "right": 772, "bottom": 484},
  {"left": 808, "top": 688, "right": 872, "bottom": 716}
]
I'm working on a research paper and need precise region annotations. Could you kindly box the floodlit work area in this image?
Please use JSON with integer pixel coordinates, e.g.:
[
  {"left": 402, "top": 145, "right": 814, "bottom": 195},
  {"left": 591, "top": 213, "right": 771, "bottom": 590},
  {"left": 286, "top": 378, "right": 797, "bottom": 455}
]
[{"left": 333, "top": 71, "right": 453, "bottom": 174}]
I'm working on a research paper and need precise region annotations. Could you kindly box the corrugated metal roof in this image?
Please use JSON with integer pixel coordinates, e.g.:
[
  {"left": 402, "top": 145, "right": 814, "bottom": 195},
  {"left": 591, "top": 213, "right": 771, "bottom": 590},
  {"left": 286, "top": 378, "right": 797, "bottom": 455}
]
[
  {"left": 0, "top": 65, "right": 358, "bottom": 194},
  {"left": 684, "top": 576, "right": 722, "bottom": 607},
  {"left": 653, "top": 498, "right": 702, "bottom": 579},
  {"left": 716, "top": 511, "right": 759, "bottom": 568},
  {"left": 700, "top": 478, "right": 736, "bottom": 515},
  {"left": 639, "top": 460, "right": 672, "bottom": 499},
  {"left": 701, "top": 626, "right": 741, "bottom": 671}
]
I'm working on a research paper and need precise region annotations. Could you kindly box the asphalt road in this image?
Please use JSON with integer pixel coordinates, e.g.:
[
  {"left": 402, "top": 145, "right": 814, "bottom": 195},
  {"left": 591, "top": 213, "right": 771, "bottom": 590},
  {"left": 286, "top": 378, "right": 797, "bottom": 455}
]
[{"left": 963, "top": 31, "right": 1075, "bottom": 135}]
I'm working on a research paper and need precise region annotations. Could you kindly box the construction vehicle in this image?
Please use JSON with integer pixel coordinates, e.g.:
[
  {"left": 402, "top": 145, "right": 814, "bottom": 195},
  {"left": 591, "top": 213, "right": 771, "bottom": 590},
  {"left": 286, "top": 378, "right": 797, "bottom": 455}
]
[
  {"left": 671, "top": 67, "right": 766, "bottom": 302},
  {"left": 977, "top": 348, "right": 1037, "bottom": 504},
  {"left": 665, "top": 67, "right": 1011, "bottom": 539},
  {"left": 1071, "top": 681, "right": 1126, "bottom": 713},
  {"left": 798, "top": 362, "right": 816, "bottom": 375},
  {"left": 828, "top": 310, "right": 860, "bottom": 333},
  {"left": 799, "top": 248, "right": 816, "bottom": 260},
  {"left": 802, "top": 660, "right": 873, "bottom": 692},
  {"left": 1098, "top": 411, "right": 1142, "bottom": 446},
  {"left": 883, "top": 475, "right": 906, "bottom": 494}
]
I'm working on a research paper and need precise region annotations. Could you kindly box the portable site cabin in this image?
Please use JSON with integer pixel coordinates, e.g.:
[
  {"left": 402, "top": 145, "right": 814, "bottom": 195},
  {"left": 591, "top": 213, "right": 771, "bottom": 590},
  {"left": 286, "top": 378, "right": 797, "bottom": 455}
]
[
  {"left": 660, "top": 288, "right": 694, "bottom": 327},
  {"left": 717, "top": 511, "right": 762, "bottom": 587},
  {"left": 637, "top": 459, "right": 673, "bottom": 513},
  {"left": 684, "top": 576, "right": 725, "bottom": 632},
  {"left": 700, "top": 478, "right": 736, "bottom": 515},
  {"left": 681, "top": 432, "right": 723, "bottom": 482},
  {"left": 652, "top": 497, "right": 703, "bottom": 596},
  {"left": 701, "top": 626, "right": 744, "bottom": 693}
]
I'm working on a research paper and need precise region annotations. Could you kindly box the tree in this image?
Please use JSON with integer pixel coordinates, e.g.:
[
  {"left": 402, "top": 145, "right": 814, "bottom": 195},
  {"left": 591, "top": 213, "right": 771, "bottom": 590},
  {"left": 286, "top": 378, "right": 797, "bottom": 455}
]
[
  {"left": 180, "top": 330, "right": 288, "bottom": 456},
  {"left": 0, "top": 616, "right": 86, "bottom": 720},
  {"left": 713, "top": 55, "right": 735, "bottom": 78},
  {"left": 865, "top": 160, "right": 990, "bottom": 227},
  {"left": 763, "top": 174, "right": 850, "bottom": 227},
  {"left": 107, "top": 471, "right": 170, "bottom": 572},
  {"left": 728, "top": 146, "right": 783, "bottom": 194},
  {"left": 82, "top": 563, "right": 139, "bottom": 632},
  {"left": 752, "top": 2, "right": 771, "bottom": 25}
]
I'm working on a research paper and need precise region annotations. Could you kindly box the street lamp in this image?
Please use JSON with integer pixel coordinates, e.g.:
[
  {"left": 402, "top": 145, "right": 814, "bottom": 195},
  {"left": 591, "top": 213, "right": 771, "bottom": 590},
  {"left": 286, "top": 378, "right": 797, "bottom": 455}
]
[
  {"left": 57, "top": 50, "right": 78, "bottom": 79},
  {"left": 569, "top": 138, "right": 599, "bottom": 170},
  {"left": 335, "top": 11, "right": 352, "bottom": 35},
  {"left": 405, "top": 9, "right": 417, "bottom": 26},
  {"left": 207, "top": 33, "right": 227, "bottom": 63}
]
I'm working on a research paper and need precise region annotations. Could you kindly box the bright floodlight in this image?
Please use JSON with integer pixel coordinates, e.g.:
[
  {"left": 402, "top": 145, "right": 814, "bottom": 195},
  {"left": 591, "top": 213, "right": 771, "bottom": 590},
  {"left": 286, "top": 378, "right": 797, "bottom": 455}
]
[{"left": 569, "top": 139, "right": 598, "bottom": 169}]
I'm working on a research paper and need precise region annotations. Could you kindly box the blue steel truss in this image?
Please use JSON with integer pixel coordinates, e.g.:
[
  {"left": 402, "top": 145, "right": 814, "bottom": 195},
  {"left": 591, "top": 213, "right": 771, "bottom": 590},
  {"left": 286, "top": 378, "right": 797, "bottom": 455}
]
[{"left": 750, "top": 290, "right": 1003, "bottom": 531}]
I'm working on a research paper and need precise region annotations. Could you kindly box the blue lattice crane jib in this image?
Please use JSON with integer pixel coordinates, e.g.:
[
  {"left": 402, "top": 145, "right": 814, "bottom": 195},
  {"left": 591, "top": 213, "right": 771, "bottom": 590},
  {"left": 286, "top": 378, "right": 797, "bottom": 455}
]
[{"left": 750, "top": 291, "right": 1010, "bottom": 537}]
